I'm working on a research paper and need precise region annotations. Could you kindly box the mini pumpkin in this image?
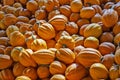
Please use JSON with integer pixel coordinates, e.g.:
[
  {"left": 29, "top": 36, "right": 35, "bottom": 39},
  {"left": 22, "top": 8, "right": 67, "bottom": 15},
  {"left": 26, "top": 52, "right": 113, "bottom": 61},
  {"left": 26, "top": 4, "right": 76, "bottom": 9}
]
[
  {"left": 45, "top": 0, "right": 55, "bottom": 12},
  {"left": 77, "top": 19, "right": 90, "bottom": 27},
  {"left": 50, "top": 74, "right": 66, "bottom": 80},
  {"left": 3, "top": 0, "right": 14, "bottom": 5},
  {"left": 15, "top": 76, "right": 31, "bottom": 80},
  {"left": 84, "top": 0, "right": 100, "bottom": 6},
  {"left": 113, "top": 21, "right": 120, "bottom": 35},
  {"left": 69, "top": 12, "right": 80, "bottom": 22}
]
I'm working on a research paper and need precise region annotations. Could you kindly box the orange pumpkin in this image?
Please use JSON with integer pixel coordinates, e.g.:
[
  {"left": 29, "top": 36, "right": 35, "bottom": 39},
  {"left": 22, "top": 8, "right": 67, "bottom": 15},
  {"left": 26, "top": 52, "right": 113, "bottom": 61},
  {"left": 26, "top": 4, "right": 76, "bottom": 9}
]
[
  {"left": 91, "top": 13, "right": 102, "bottom": 23},
  {"left": 50, "top": 74, "right": 66, "bottom": 80},
  {"left": 17, "top": 16, "right": 29, "bottom": 23},
  {"left": 90, "top": 63, "right": 109, "bottom": 80},
  {"left": 48, "top": 9, "right": 60, "bottom": 20},
  {"left": 0, "top": 45, "right": 5, "bottom": 54},
  {"left": 76, "top": 48, "right": 102, "bottom": 67},
  {"left": 49, "top": 60, "right": 66, "bottom": 75},
  {"left": 65, "top": 63, "right": 88, "bottom": 80},
  {"left": 37, "top": 65, "right": 50, "bottom": 79},
  {"left": 32, "top": 49, "right": 55, "bottom": 64},
  {"left": 92, "top": 5, "right": 102, "bottom": 15},
  {"left": 9, "top": 31, "right": 25, "bottom": 46},
  {"left": 0, "top": 37, "right": 9, "bottom": 46},
  {"left": 55, "top": 36, "right": 75, "bottom": 50},
  {"left": 37, "top": 22, "right": 56, "bottom": 40},
  {"left": 15, "top": 76, "right": 31, "bottom": 80},
  {"left": 48, "top": 14, "right": 68, "bottom": 31},
  {"left": 70, "top": 0, "right": 83, "bottom": 12},
  {"left": 79, "top": 24, "right": 89, "bottom": 36},
  {"left": 84, "top": 0, "right": 100, "bottom": 6},
  {"left": 114, "top": 33, "right": 120, "bottom": 45},
  {"left": 4, "top": 46, "right": 13, "bottom": 55},
  {"left": 19, "top": 8, "right": 31, "bottom": 17},
  {"left": 59, "top": 0, "right": 70, "bottom": 5},
  {"left": 98, "top": 42, "right": 115, "bottom": 55},
  {"left": 13, "top": 2, "right": 22, "bottom": 8},
  {"left": 113, "top": 21, "right": 120, "bottom": 35},
  {"left": 69, "top": 12, "right": 80, "bottom": 22},
  {"left": 102, "top": 8, "right": 118, "bottom": 28},
  {"left": 77, "top": 19, "right": 90, "bottom": 27},
  {"left": 0, "top": 30, "right": 6, "bottom": 37},
  {"left": 0, "top": 54, "right": 13, "bottom": 69},
  {"left": 19, "top": 49, "right": 37, "bottom": 67},
  {"left": 115, "top": 47, "right": 120, "bottom": 65},
  {"left": 3, "top": 0, "right": 14, "bottom": 5},
  {"left": 46, "top": 39, "right": 56, "bottom": 48},
  {"left": 56, "top": 48, "right": 75, "bottom": 64},
  {"left": 65, "top": 22, "right": 78, "bottom": 35},
  {"left": 13, "top": 62, "right": 25, "bottom": 77},
  {"left": 45, "top": 0, "right": 55, "bottom": 12},
  {"left": 0, "top": 11, "right": 5, "bottom": 20},
  {"left": 0, "top": 69, "right": 14, "bottom": 80},
  {"left": 22, "top": 67, "right": 37, "bottom": 80}
]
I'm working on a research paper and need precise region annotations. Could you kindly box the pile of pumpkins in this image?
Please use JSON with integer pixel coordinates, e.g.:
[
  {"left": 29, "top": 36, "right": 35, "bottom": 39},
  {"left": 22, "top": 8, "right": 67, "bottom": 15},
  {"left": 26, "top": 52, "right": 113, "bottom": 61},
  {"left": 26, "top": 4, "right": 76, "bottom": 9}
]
[{"left": 0, "top": 0, "right": 120, "bottom": 80}]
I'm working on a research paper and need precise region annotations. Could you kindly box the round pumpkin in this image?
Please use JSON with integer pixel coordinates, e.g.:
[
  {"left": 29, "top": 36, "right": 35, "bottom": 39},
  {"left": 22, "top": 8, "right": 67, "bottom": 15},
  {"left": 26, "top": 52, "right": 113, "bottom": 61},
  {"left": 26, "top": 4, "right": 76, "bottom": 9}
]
[
  {"left": 37, "top": 65, "right": 50, "bottom": 79},
  {"left": 46, "top": 39, "right": 56, "bottom": 48},
  {"left": 13, "top": 62, "right": 25, "bottom": 77},
  {"left": 113, "top": 21, "right": 120, "bottom": 35},
  {"left": 50, "top": 74, "right": 66, "bottom": 80},
  {"left": 48, "top": 9, "right": 60, "bottom": 20},
  {"left": 17, "top": 16, "right": 29, "bottom": 23},
  {"left": 15, "top": 76, "right": 31, "bottom": 80},
  {"left": 114, "top": 33, "right": 120, "bottom": 45},
  {"left": 0, "top": 69, "right": 14, "bottom": 80},
  {"left": 56, "top": 48, "right": 75, "bottom": 64},
  {"left": 83, "top": 23, "right": 102, "bottom": 38},
  {"left": 49, "top": 60, "right": 66, "bottom": 75},
  {"left": 69, "top": 12, "right": 80, "bottom": 22},
  {"left": 19, "top": 49, "right": 37, "bottom": 67},
  {"left": 90, "top": 63, "right": 109, "bottom": 80},
  {"left": 45, "top": 0, "right": 55, "bottom": 12},
  {"left": 31, "top": 49, "right": 55, "bottom": 64},
  {"left": 102, "top": 8, "right": 118, "bottom": 28},
  {"left": 65, "top": 63, "right": 88, "bottom": 80},
  {"left": 37, "top": 22, "right": 56, "bottom": 40},
  {"left": 115, "top": 48, "right": 120, "bottom": 65},
  {"left": 91, "top": 13, "right": 102, "bottom": 23},
  {"left": 84, "top": 0, "right": 100, "bottom": 6},
  {"left": 0, "top": 54, "right": 13, "bottom": 69},
  {"left": 76, "top": 48, "right": 102, "bottom": 67},
  {"left": 9, "top": 31, "right": 25, "bottom": 46},
  {"left": 84, "top": 36, "right": 99, "bottom": 49},
  {"left": 3, "top": 0, "right": 14, "bottom": 5},
  {"left": 77, "top": 19, "right": 90, "bottom": 27}
]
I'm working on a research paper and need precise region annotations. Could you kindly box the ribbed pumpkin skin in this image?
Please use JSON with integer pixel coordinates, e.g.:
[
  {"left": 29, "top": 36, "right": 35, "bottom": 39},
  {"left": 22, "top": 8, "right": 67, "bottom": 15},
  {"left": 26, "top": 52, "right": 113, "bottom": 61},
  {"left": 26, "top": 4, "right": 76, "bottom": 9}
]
[
  {"left": 56, "top": 48, "right": 75, "bottom": 64},
  {"left": 32, "top": 49, "right": 55, "bottom": 65},
  {"left": 102, "top": 9, "right": 118, "bottom": 28},
  {"left": 90, "top": 63, "right": 109, "bottom": 80},
  {"left": 37, "top": 23, "right": 56, "bottom": 40},
  {"left": 76, "top": 48, "right": 102, "bottom": 68},
  {"left": 50, "top": 74, "right": 66, "bottom": 80},
  {"left": 115, "top": 48, "right": 120, "bottom": 64},
  {"left": 65, "top": 63, "right": 88, "bottom": 80},
  {"left": 0, "top": 54, "right": 13, "bottom": 69},
  {"left": 15, "top": 76, "right": 31, "bottom": 80}
]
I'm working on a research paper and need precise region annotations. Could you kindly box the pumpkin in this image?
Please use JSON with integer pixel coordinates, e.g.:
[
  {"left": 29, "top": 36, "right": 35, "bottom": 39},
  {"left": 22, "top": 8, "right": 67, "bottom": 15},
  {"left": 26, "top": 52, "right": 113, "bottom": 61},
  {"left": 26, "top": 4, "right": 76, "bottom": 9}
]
[
  {"left": 0, "top": 37, "right": 9, "bottom": 46},
  {"left": 11, "top": 46, "right": 25, "bottom": 62},
  {"left": 80, "top": 6, "right": 96, "bottom": 19},
  {"left": 30, "top": 39, "right": 47, "bottom": 51},
  {"left": 115, "top": 47, "right": 120, "bottom": 64},
  {"left": 31, "top": 49, "right": 55, "bottom": 64},
  {"left": 19, "top": 49, "right": 37, "bottom": 67},
  {"left": 100, "top": 32, "right": 114, "bottom": 43},
  {"left": 13, "top": 2, "right": 22, "bottom": 8},
  {"left": 15, "top": 76, "right": 31, "bottom": 80},
  {"left": 4, "top": 46, "right": 13, "bottom": 55},
  {"left": 26, "top": 0, "right": 38, "bottom": 12},
  {"left": 35, "top": 8, "right": 47, "bottom": 20},
  {"left": 113, "top": 21, "right": 120, "bottom": 35},
  {"left": 92, "top": 5, "right": 102, "bottom": 15},
  {"left": 6, "top": 25, "right": 19, "bottom": 38},
  {"left": 114, "top": 33, "right": 120, "bottom": 45},
  {"left": 0, "top": 54, "right": 13, "bottom": 69},
  {"left": 65, "top": 22, "right": 78, "bottom": 35},
  {"left": 72, "top": 34, "right": 85, "bottom": 46},
  {"left": 102, "top": 8, "right": 118, "bottom": 28},
  {"left": 0, "top": 11, "right": 5, "bottom": 20},
  {"left": 19, "top": 0, "right": 27, "bottom": 5},
  {"left": 84, "top": 36, "right": 99, "bottom": 49},
  {"left": 56, "top": 48, "right": 75, "bottom": 64},
  {"left": 0, "top": 30, "right": 6, "bottom": 37},
  {"left": 0, "top": 69, "right": 14, "bottom": 80},
  {"left": 55, "top": 36, "right": 75, "bottom": 50},
  {"left": 65, "top": 63, "right": 88, "bottom": 80},
  {"left": 84, "top": 0, "right": 100, "bottom": 6},
  {"left": 76, "top": 48, "right": 102, "bottom": 67},
  {"left": 46, "top": 39, "right": 56, "bottom": 48},
  {"left": 5, "top": 6, "right": 16, "bottom": 14},
  {"left": 24, "top": 31, "right": 36, "bottom": 38},
  {"left": 0, "top": 45, "right": 5, "bottom": 54},
  {"left": 83, "top": 23, "right": 102, "bottom": 38},
  {"left": 114, "top": 1, "right": 120, "bottom": 16},
  {"left": 90, "top": 63, "right": 108, "bottom": 80},
  {"left": 109, "top": 65, "right": 119, "bottom": 80},
  {"left": 69, "top": 12, "right": 80, "bottom": 22},
  {"left": 98, "top": 22, "right": 110, "bottom": 32},
  {"left": 37, "top": 22, "right": 56, "bottom": 40},
  {"left": 55, "top": 30, "right": 70, "bottom": 41},
  {"left": 0, "top": 20, "right": 7, "bottom": 30},
  {"left": 17, "top": 16, "right": 29, "bottom": 23},
  {"left": 91, "top": 13, "right": 102, "bottom": 23},
  {"left": 77, "top": 19, "right": 90, "bottom": 27},
  {"left": 59, "top": 0, "right": 70, "bottom": 5},
  {"left": 3, "top": 14, "right": 18, "bottom": 26},
  {"left": 101, "top": 54, "right": 114, "bottom": 69},
  {"left": 48, "top": 9, "right": 60, "bottom": 20},
  {"left": 22, "top": 67, "right": 37, "bottom": 80},
  {"left": 50, "top": 74, "right": 66, "bottom": 80},
  {"left": 28, "top": 18, "right": 36, "bottom": 25},
  {"left": 9, "top": 31, "right": 25, "bottom": 46},
  {"left": 37, "top": 65, "right": 50, "bottom": 79},
  {"left": 13, "top": 62, "right": 25, "bottom": 77},
  {"left": 79, "top": 24, "right": 89, "bottom": 36},
  {"left": 98, "top": 42, "right": 115, "bottom": 55},
  {"left": 73, "top": 45, "right": 85, "bottom": 56},
  {"left": 19, "top": 8, "right": 31, "bottom": 17},
  {"left": 3, "top": 0, "right": 14, "bottom": 5},
  {"left": 60, "top": 5, "right": 71, "bottom": 18},
  {"left": 48, "top": 14, "right": 68, "bottom": 31},
  {"left": 70, "top": 0, "right": 83, "bottom": 12},
  {"left": 45, "top": 0, "right": 55, "bottom": 12},
  {"left": 49, "top": 60, "right": 66, "bottom": 75}
]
